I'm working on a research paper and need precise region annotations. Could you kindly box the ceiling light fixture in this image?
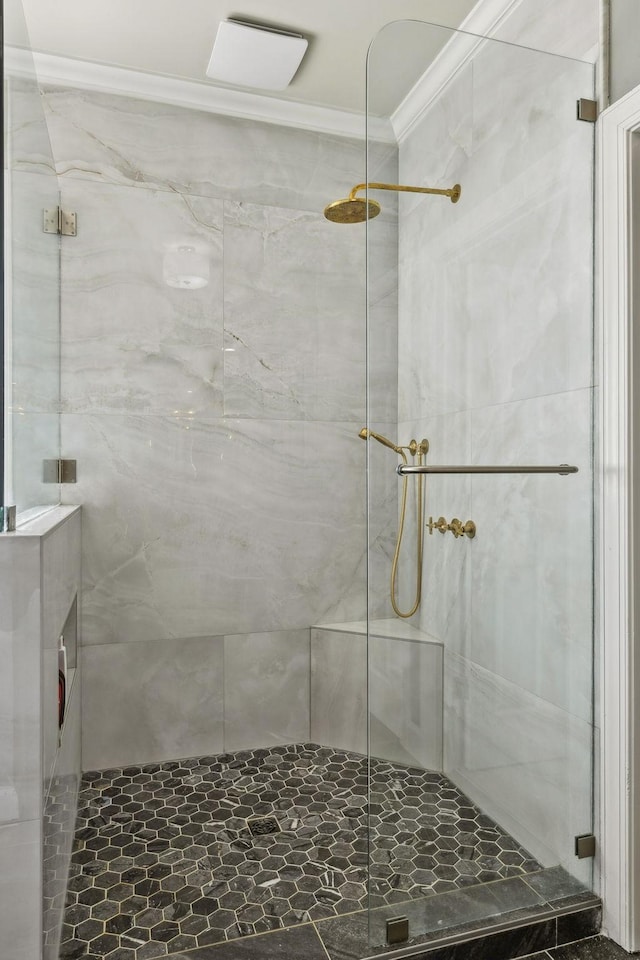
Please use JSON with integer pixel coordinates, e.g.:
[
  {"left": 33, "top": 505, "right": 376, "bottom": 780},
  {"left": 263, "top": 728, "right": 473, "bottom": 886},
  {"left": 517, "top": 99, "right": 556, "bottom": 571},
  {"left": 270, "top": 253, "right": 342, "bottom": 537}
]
[{"left": 205, "top": 19, "right": 308, "bottom": 91}]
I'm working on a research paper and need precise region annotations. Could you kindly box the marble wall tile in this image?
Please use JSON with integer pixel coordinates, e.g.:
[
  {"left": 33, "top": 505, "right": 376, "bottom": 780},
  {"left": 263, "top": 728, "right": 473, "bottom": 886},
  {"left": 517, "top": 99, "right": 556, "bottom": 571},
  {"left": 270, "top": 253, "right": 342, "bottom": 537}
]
[
  {"left": 366, "top": 421, "right": 402, "bottom": 621},
  {"left": 222, "top": 201, "right": 365, "bottom": 421},
  {"left": 81, "top": 635, "right": 224, "bottom": 769},
  {"left": 369, "top": 634, "right": 443, "bottom": 769},
  {"left": 62, "top": 415, "right": 368, "bottom": 645},
  {"left": 6, "top": 75, "right": 57, "bottom": 176},
  {"left": 0, "top": 818, "right": 41, "bottom": 960},
  {"left": 398, "top": 59, "right": 474, "bottom": 221},
  {"left": 394, "top": 410, "right": 472, "bottom": 647},
  {"left": 368, "top": 215, "right": 399, "bottom": 425},
  {"left": 444, "top": 651, "right": 592, "bottom": 886},
  {"left": 37, "top": 86, "right": 383, "bottom": 216},
  {"left": 398, "top": 49, "right": 594, "bottom": 422},
  {"left": 10, "top": 412, "right": 61, "bottom": 516},
  {"left": 60, "top": 180, "right": 224, "bottom": 416},
  {"left": 469, "top": 390, "right": 593, "bottom": 722},
  {"left": 42, "top": 508, "right": 82, "bottom": 796},
  {"left": 0, "top": 537, "right": 41, "bottom": 824},
  {"left": 43, "top": 674, "right": 81, "bottom": 960},
  {"left": 223, "top": 630, "right": 310, "bottom": 751},
  {"left": 492, "top": 0, "right": 599, "bottom": 60},
  {"left": 310, "top": 628, "right": 367, "bottom": 755},
  {"left": 9, "top": 170, "right": 60, "bottom": 415}
]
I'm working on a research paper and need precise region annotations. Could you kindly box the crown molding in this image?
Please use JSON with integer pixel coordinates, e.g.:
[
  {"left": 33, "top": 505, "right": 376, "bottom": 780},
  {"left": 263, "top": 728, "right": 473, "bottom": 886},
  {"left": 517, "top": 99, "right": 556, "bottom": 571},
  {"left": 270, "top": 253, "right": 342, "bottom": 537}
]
[
  {"left": 391, "top": 0, "right": 524, "bottom": 143},
  {"left": 4, "top": 46, "right": 396, "bottom": 144}
]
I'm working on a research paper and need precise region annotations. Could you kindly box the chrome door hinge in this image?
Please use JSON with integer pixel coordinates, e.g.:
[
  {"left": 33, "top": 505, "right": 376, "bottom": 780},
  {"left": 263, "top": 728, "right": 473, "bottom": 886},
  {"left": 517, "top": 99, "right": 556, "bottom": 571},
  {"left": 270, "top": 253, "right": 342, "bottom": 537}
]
[
  {"left": 577, "top": 98, "right": 598, "bottom": 123},
  {"left": 575, "top": 833, "right": 596, "bottom": 858},
  {"left": 43, "top": 207, "right": 77, "bottom": 236},
  {"left": 43, "top": 459, "right": 77, "bottom": 484},
  {"left": 0, "top": 505, "right": 17, "bottom": 532}
]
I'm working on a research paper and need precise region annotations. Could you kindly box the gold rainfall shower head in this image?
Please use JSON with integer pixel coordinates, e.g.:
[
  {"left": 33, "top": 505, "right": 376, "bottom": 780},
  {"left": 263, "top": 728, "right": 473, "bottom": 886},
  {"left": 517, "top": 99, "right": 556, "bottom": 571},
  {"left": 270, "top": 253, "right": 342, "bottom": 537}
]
[{"left": 324, "top": 181, "right": 461, "bottom": 224}]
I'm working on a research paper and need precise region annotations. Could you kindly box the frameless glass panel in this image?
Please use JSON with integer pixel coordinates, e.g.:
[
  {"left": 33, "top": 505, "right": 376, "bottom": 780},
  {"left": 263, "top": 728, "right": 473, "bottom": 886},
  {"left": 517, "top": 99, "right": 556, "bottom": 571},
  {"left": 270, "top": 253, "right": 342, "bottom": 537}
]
[
  {"left": 4, "top": 0, "right": 61, "bottom": 517},
  {"left": 365, "top": 21, "right": 595, "bottom": 950}
]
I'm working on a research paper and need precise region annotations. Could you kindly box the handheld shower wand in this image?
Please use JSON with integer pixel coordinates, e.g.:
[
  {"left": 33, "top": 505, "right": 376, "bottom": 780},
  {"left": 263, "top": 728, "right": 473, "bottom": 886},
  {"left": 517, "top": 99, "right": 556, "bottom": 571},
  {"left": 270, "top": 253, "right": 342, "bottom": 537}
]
[
  {"left": 358, "top": 427, "right": 402, "bottom": 454},
  {"left": 359, "top": 427, "right": 428, "bottom": 618}
]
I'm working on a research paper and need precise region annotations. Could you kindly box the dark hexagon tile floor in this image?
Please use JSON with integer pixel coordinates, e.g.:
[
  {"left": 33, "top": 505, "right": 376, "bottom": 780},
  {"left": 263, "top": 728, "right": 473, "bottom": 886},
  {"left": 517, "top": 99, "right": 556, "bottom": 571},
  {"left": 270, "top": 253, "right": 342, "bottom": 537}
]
[{"left": 59, "top": 743, "right": 543, "bottom": 959}]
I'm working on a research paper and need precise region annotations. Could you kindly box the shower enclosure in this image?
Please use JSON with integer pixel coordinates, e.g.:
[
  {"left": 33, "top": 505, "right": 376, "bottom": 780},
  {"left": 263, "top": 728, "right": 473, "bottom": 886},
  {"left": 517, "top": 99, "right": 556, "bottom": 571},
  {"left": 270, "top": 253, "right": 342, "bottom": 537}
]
[
  {"left": 0, "top": 8, "right": 598, "bottom": 960},
  {"left": 361, "top": 18, "right": 597, "bottom": 953}
]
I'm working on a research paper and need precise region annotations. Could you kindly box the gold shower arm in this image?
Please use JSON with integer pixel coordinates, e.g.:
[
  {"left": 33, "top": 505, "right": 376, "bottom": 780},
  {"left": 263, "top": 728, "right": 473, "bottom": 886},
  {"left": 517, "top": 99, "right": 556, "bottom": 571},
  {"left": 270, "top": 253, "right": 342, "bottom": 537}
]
[{"left": 349, "top": 182, "right": 461, "bottom": 203}]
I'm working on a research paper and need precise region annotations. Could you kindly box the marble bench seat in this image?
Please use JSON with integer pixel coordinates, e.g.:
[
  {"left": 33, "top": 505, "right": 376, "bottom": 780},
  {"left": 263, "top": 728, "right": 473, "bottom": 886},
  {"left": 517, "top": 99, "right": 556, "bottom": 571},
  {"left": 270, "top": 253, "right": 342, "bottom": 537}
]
[{"left": 310, "top": 618, "right": 443, "bottom": 770}]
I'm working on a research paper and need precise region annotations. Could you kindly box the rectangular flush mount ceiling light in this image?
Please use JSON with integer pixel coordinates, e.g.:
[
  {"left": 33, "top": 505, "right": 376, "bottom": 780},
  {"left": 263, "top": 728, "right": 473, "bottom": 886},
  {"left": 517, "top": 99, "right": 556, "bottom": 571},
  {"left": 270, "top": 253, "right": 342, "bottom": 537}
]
[{"left": 206, "top": 19, "right": 308, "bottom": 90}]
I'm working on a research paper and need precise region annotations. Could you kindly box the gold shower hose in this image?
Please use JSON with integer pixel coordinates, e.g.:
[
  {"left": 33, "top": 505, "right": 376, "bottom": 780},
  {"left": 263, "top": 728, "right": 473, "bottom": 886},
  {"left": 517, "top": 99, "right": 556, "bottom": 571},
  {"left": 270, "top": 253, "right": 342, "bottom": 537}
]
[{"left": 390, "top": 446, "right": 425, "bottom": 618}]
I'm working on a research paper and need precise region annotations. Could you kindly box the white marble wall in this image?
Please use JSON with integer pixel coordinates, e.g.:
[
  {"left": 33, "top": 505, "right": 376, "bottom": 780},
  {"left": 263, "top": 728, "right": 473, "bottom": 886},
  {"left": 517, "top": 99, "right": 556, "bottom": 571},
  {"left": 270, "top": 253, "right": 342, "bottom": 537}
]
[
  {"left": 394, "top": 25, "right": 596, "bottom": 882},
  {"left": 21, "top": 85, "right": 399, "bottom": 767}
]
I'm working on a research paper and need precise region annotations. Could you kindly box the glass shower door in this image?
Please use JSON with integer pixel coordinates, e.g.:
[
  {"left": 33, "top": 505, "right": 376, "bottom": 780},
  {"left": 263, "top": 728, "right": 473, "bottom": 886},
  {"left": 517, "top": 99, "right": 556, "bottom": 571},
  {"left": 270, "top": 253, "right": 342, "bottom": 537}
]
[
  {"left": 365, "top": 21, "right": 596, "bottom": 950},
  {"left": 4, "top": 0, "right": 62, "bottom": 518}
]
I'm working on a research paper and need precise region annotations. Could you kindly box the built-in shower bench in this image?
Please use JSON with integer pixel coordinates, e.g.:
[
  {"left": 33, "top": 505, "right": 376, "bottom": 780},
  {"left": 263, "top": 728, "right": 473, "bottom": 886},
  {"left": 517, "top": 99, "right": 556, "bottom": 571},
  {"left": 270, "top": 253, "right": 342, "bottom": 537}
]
[{"left": 310, "top": 618, "right": 443, "bottom": 770}]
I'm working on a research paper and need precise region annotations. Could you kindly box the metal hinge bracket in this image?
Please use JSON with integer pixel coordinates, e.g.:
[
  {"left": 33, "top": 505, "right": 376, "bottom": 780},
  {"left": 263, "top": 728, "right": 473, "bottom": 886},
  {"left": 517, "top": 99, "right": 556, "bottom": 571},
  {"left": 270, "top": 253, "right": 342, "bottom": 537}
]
[
  {"left": 575, "top": 833, "right": 596, "bottom": 859},
  {"left": 0, "top": 506, "right": 17, "bottom": 532},
  {"left": 43, "top": 459, "right": 77, "bottom": 484},
  {"left": 386, "top": 917, "right": 409, "bottom": 945},
  {"left": 577, "top": 98, "right": 598, "bottom": 123},
  {"left": 43, "top": 207, "right": 77, "bottom": 236}
]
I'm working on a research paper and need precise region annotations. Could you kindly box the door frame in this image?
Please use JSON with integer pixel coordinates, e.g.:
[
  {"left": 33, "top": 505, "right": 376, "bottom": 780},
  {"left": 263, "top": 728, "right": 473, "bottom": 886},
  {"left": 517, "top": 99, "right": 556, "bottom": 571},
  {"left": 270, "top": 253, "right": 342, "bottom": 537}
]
[{"left": 600, "top": 80, "right": 640, "bottom": 953}]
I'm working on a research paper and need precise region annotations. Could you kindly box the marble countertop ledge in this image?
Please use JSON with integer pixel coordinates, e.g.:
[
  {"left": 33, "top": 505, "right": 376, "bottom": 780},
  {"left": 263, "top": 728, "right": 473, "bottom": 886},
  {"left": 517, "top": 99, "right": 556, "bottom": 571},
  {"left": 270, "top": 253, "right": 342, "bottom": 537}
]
[{"left": 1, "top": 504, "right": 80, "bottom": 539}]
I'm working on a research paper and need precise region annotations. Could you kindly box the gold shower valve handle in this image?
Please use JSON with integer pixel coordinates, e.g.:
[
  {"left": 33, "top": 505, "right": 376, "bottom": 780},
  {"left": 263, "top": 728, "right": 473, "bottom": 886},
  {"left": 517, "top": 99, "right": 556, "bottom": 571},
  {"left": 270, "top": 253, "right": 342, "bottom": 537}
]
[
  {"left": 449, "top": 518, "right": 464, "bottom": 538},
  {"left": 428, "top": 516, "right": 476, "bottom": 539},
  {"left": 428, "top": 516, "right": 449, "bottom": 535},
  {"left": 451, "top": 518, "right": 476, "bottom": 539}
]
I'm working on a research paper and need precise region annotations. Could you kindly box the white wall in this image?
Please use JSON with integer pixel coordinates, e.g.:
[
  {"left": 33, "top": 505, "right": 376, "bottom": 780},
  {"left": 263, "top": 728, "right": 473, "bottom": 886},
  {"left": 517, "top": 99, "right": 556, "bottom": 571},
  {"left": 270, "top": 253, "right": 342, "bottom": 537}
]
[{"left": 13, "top": 85, "right": 399, "bottom": 768}]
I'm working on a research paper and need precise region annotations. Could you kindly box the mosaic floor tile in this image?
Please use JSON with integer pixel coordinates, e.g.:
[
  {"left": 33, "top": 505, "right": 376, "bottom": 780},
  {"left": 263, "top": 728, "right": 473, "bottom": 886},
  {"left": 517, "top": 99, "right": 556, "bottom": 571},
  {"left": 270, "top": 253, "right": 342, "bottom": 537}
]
[{"left": 60, "top": 744, "right": 543, "bottom": 958}]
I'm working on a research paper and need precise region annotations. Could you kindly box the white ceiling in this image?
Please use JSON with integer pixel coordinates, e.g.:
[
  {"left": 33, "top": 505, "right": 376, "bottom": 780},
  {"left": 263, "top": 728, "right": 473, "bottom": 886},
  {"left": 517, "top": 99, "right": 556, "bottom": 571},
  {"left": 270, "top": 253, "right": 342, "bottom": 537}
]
[{"left": 13, "top": 0, "right": 479, "bottom": 116}]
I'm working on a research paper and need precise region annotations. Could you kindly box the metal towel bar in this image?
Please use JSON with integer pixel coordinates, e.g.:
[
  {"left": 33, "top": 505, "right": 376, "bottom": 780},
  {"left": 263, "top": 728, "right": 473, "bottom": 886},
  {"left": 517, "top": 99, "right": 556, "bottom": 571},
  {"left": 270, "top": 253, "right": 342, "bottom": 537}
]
[{"left": 396, "top": 464, "right": 578, "bottom": 476}]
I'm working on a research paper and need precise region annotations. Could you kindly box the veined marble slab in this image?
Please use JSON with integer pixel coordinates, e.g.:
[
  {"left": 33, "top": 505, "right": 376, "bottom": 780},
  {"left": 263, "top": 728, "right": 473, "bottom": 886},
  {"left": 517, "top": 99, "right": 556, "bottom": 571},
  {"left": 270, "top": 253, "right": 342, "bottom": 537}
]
[
  {"left": 62, "top": 415, "right": 369, "bottom": 645},
  {"left": 60, "top": 180, "right": 224, "bottom": 417},
  {"left": 30, "top": 85, "right": 396, "bottom": 217},
  {"left": 222, "top": 200, "right": 365, "bottom": 421}
]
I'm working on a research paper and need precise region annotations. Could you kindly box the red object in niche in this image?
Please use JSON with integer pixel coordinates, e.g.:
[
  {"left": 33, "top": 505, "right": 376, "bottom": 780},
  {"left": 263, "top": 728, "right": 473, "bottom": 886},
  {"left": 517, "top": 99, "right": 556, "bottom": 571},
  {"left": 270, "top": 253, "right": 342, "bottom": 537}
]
[{"left": 58, "top": 670, "right": 66, "bottom": 728}]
